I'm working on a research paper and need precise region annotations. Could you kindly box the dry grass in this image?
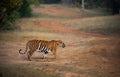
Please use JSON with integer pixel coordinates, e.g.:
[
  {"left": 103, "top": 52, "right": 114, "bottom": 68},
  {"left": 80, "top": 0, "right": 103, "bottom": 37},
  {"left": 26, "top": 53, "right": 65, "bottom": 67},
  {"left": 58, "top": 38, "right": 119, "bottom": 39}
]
[
  {"left": 62, "top": 15, "right": 120, "bottom": 35},
  {"left": 83, "top": 8, "right": 111, "bottom": 16}
]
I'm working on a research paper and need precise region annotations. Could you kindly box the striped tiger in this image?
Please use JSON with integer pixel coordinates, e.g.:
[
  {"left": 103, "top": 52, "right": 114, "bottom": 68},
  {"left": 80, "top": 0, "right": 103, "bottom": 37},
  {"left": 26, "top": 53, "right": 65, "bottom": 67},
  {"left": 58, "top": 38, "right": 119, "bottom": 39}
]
[{"left": 19, "top": 40, "right": 65, "bottom": 61}]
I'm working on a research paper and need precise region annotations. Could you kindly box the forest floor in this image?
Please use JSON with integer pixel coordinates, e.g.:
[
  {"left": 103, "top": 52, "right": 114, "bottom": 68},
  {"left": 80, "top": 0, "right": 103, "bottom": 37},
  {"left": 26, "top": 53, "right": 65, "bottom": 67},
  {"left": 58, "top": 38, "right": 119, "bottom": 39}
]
[{"left": 0, "top": 4, "right": 120, "bottom": 77}]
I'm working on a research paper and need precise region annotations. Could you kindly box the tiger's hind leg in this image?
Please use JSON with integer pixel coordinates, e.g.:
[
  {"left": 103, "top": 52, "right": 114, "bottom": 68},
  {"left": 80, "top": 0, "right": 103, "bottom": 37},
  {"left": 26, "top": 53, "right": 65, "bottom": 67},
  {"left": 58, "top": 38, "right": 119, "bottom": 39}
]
[{"left": 27, "top": 50, "right": 34, "bottom": 61}]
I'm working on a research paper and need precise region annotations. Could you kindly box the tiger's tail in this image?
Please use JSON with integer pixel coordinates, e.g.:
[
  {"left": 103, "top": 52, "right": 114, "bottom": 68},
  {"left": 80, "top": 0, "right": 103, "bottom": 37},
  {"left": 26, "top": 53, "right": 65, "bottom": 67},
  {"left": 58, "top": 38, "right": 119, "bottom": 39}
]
[
  {"left": 19, "top": 49, "right": 27, "bottom": 54},
  {"left": 19, "top": 43, "right": 29, "bottom": 55}
]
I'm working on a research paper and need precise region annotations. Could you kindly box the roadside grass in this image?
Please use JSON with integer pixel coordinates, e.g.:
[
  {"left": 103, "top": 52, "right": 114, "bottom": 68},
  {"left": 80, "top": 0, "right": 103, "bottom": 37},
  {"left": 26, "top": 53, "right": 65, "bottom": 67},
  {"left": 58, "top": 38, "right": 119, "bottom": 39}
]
[
  {"left": 33, "top": 13, "right": 71, "bottom": 19},
  {"left": 62, "top": 15, "right": 120, "bottom": 35},
  {"left": 0, "top": 31, "right": 80, "bottom": 45},
  {"left": 0, "top": 64, "right": 58, "bottom": 77},
  {"left": 57, "top": 4, "right": 111, "bottom": 16},
  {"left": 16, "top": 18, "right": 48, "bottom": 32},
  {"left": 83, "top": 8, "right": 111, "bottom": 16},
  {"left": 56, "top": 4, "right": 82, "bottom": 14}
]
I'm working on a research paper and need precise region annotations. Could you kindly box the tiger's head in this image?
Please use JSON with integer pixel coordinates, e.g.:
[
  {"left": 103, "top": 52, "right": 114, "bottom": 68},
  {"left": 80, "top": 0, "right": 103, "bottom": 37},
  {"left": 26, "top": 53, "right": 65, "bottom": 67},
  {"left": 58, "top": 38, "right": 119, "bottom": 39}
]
[{"left": 51, "top": 40, "right": 65, "bottom": 48}]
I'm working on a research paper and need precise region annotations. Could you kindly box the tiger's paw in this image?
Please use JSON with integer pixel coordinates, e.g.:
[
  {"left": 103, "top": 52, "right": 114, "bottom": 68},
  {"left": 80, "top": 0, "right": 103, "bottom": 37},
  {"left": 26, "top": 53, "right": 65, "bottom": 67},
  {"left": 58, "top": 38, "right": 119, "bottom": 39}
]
[
  {"left": 41, "top": 54, "right": 47, "bottom": 59},
  {"left": 28, "top": 59, "right": 32, "bottom": 61},
  {"left": 52, "top": 56, "right": 56, "bottom": 59},
  {"left": 41, "top": 57, "right": 45, "bottom": 59}
]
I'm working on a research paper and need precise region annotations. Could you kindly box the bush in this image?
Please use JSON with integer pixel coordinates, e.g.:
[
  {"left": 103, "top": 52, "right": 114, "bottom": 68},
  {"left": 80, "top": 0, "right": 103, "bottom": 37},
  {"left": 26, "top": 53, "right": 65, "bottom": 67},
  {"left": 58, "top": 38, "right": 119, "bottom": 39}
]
[
  {"left": 18, "top": 0, "right": 32, "bottom": 17},
  {"left": 0, "top": 0, "right": 22, "bottom": 31},
  {"left": 1, "top": 11, "right": 20, "bottom": 30},
  {"left": 29, "top": 0, "right": 40, "bottom": 6},
  {"left": 0, "top": 0, "right": 32, "bottom": 31}
]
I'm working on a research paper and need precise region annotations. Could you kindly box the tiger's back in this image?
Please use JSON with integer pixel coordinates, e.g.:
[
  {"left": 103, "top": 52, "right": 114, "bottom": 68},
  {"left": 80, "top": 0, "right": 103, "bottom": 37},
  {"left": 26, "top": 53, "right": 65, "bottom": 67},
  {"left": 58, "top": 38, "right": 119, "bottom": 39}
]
[{"left": 27, "top": 40, "right": 46, "bottom": 51}]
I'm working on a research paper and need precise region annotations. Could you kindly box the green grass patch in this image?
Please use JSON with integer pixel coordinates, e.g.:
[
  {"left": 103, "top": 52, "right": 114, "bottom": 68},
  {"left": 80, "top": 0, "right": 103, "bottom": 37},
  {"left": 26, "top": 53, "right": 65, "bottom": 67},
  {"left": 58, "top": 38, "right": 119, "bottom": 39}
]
[{"left": 83, "top": 8, "right": 111, "bottom": 16}]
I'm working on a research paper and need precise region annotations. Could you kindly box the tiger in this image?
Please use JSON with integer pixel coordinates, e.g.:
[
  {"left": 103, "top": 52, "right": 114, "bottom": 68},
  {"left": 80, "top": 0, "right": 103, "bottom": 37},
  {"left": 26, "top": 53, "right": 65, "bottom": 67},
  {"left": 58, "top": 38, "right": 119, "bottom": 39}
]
[{"left": 19, "top": 40, "right": 65, "bottom": 61}]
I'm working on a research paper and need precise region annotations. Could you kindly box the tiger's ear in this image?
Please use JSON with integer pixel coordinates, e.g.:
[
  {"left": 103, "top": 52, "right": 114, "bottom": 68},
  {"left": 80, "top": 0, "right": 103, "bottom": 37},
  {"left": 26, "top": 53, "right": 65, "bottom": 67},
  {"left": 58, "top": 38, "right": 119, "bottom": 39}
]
[
  {"left": 58, "top": 40, "right": 61, "bottom": 41},
  {"left": 58, "top": 40, "right": 62, "bottom": 43}
]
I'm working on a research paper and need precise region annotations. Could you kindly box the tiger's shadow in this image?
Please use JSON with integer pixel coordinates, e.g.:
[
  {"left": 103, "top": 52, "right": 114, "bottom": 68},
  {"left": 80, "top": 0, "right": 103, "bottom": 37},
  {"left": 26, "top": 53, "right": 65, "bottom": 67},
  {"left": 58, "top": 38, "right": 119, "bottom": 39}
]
[{"left": 23, "top": 56, "right": 56, "bottom": 62}]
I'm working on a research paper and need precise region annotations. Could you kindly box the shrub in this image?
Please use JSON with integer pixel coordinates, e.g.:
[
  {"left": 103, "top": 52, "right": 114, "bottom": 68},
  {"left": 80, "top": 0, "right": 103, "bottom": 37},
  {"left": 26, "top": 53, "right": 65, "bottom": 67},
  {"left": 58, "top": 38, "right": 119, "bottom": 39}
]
[
  {"left": 18, "top": 0, "right": 32, "bottom": 17},
  {"left": 0, "top": 0, "right": 22, "bottom": 31},
  {"left": 0, "top": 0, "right": 32, "bottom": 31}
]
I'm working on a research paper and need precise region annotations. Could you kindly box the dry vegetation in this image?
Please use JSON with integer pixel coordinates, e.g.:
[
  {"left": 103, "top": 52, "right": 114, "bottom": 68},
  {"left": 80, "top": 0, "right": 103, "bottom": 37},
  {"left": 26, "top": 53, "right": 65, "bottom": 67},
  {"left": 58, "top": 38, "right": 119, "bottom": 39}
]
[
  {"left": 62, "top": 15, "right": 120, "bottom": 35},
  {"left": 0, "top": 4, "right": 120, "bottom": 77}
]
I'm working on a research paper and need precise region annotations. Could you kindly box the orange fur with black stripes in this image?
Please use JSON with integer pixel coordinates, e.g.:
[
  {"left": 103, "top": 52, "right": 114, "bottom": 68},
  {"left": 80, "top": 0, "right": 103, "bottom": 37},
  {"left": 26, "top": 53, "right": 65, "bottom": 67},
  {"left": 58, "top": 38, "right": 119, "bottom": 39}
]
[{"left": 19, "top": 40, "right": 65, "bottom": 61}]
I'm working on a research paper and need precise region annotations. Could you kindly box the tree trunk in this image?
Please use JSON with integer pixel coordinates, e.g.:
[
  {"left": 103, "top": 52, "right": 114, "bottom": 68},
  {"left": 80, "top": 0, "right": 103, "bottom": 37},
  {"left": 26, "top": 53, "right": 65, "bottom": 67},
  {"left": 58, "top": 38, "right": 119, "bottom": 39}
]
[{"left": 81, "top": 0, "right": 84, "bottom": 10}]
